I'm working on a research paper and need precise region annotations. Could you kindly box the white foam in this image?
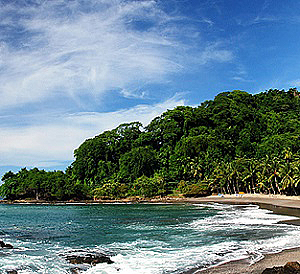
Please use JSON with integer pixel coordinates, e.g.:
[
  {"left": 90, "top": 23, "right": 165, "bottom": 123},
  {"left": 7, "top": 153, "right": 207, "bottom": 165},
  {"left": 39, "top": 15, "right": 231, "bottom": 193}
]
[
  {"left": 1, "top": 203, "right": 300, "bottom": 273},
  {"left": 86, "top": 204, "right": 300, "bottom": 273},
  {"left": 191, "top": 204, "right": 298, "bottom": 228}
]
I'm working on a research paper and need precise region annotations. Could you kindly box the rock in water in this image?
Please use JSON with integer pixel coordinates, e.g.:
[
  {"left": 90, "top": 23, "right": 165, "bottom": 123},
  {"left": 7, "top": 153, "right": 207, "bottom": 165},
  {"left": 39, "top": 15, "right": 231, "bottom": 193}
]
[
  {"left": 69, "top": 268, "right": 80, "bottom": 274},
  {"left": 0, "top": 241, "right": 13, "bottom": 249},
  {"left": 4, "top": 243, "right": 13, "bottom": 249},
  {"left": 66, "top": 253, "right": 114, "bottom": 266},
  {"left": 262, "top": 261, "right": 300, "bottom": 273}
]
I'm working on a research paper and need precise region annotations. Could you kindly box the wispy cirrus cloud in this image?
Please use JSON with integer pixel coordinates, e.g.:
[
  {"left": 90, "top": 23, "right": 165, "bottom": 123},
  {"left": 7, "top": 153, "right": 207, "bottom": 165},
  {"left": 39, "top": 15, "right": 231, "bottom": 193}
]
[
  {"left": 0, "top": 0, "right": 233, "bottom": 109},
  {"left": 0, "top": 1, "right": 172, "bottom": 107},
  {"left": 198, "top": 44, "right": 233, "bottom": 64}
]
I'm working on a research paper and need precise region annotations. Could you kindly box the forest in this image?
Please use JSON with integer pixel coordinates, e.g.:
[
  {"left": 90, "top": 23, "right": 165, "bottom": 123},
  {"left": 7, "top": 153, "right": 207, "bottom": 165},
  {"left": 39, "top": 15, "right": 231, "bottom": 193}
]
[{"left": 1, "top": 88, "right": 300, "bottom": 200}]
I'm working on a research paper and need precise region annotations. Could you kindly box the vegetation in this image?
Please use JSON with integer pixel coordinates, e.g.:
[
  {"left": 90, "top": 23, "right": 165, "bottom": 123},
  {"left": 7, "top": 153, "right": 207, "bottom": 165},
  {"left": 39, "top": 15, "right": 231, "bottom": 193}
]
[{"left": 1, "top": 88, "right": 300, "bottom": 200}]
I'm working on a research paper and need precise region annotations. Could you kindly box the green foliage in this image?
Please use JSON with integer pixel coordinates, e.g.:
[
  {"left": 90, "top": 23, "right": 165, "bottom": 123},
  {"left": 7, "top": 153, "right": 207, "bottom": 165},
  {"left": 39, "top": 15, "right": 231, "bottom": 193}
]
[
  {"left": 2, "top": 88, "right": 300, "bottom": 200},
  {"left": 132, "top": 174, "right": 166, "bottom": 198},
  {"left": 183, "top": 183, "right": 210, "bottom": 197},
  {"left": 71, "top": 122, "right": 142, "bottom": 184},
  {"left": 177, "top": 180, "right": 210, "bottom": 197},
  {"left": 93, "top": 181, "right": 128, "bottom": 199},
  {"left": 0, "top": 168, "right": 78, "bottom": 201},
  {"left": 118, "top": 146, "right": 158, "bottom": 183}
]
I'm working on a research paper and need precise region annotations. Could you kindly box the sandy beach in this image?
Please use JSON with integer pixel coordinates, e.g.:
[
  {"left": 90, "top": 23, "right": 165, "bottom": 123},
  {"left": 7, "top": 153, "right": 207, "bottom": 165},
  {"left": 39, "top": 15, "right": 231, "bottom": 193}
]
[{"left": 182, "top": 194, "right": 300, "bottom": 273}]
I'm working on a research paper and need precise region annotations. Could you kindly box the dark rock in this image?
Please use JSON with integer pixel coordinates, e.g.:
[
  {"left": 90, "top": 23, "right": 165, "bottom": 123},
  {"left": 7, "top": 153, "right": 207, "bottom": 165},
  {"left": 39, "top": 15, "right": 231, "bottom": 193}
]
[
  {"left": 262, "top": 266, "right": 285, "bottom": 274},
  {"left": 70, "top": 267, "right": 80, "bottom": 274},
  {"left": 285, "top": 262, "right": 300, "bottom": 272},
  {"left": 6, "top": 270, "right": 18, "bottom": 274},
  {"left": 262, "top": 261, "right": 300, "bottom": 274},
  {"left": 0, "top": 241, "right": 13, "bottom": 249},
  {"left": 69, "top": 264, "right": 89, "bottom": 273},
  {"left": 66, "top": 253, "right": 114, "bottom": 266}
]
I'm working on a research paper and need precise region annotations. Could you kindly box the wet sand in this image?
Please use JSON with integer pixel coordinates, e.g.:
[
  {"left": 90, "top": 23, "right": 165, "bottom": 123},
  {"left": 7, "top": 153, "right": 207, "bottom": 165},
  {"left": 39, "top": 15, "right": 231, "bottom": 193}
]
[{"left": 183, "top": 194, "right": 300, "bottom": 274}]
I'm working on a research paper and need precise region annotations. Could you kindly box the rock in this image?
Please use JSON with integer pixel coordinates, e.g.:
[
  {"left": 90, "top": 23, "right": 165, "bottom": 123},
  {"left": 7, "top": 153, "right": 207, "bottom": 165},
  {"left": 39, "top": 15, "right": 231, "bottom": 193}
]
[
  {"left": 70, "top": 267, "right": 80, "bottom": 274},
  {"left": 66, "top": 253, "right": 114, "bottom": 266},
  {"left": 6, "top": 271, "right": 18, "bottom": 274},
  {"left": 285, "top": 262, "right": 300, "bottom": 272},
  {"left": 69, "top": 264, "right": 89, "bottom": 273},
  {"left": 4, "top": 243, "right": 13, "bottom": 249},
  {"left": 0, "top": 241, "right": 13, "bottom": 249},
  {"left": 262, "top": 261, "right": 300, "bottom": 274},
  {"left": 262, "top": 266, "right": 284, "bottom": 274}
]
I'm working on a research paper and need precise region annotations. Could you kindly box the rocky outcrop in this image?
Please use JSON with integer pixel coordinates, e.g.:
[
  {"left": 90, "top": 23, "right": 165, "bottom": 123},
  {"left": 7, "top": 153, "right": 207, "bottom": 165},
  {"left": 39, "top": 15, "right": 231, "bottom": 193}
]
[
  {"left": 65, "top": 253, "right": 114, "bottom": 266},
  {"left": 0, "top": 241, "right": 13, "bottom": 249},
  {"left": 262, "top": 261, "right": 300, "bottom": 273}
]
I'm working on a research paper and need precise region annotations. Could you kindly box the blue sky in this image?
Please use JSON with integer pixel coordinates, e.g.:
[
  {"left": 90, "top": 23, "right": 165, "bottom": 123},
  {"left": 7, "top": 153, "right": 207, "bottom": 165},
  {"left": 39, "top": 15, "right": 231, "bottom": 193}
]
[{"left": 0, "top": 0, "right": 300, "bottom": 177}]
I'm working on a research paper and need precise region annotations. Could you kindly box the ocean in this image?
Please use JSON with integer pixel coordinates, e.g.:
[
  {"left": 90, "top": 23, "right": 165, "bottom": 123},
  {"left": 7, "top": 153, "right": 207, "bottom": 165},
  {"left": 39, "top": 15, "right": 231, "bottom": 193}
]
[{"left": 0, "top": 203, "right": 299, "bottom": 273}]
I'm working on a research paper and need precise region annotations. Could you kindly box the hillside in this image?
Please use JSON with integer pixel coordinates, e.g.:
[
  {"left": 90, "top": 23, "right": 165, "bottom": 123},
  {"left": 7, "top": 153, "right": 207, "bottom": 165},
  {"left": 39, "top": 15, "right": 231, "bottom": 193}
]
[{"left": 1, "top": 88, "right": 300, "bottom": 200}]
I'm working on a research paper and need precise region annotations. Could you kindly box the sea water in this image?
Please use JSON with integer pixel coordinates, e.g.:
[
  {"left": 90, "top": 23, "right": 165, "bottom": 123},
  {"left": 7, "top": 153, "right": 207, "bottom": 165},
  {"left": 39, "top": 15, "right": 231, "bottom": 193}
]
[{"left": 0, "top": 203, "right": 299, "bottom": 273}]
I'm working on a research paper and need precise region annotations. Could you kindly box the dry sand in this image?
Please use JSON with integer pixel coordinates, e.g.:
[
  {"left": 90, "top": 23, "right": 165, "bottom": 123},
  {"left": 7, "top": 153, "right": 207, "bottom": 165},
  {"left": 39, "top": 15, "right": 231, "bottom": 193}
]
[{"left": 182, "top": 194, "right": 300, "bottom": 274}]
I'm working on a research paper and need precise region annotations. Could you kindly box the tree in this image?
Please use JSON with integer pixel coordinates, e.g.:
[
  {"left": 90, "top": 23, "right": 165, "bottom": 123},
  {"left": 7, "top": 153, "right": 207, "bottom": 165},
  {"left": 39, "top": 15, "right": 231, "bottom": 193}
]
[
  {"left": 3, "top": 88, "right": 300, "bottom": 200},
  {"left": 118, "top": 146, "right": 158, "bottom": 184}
]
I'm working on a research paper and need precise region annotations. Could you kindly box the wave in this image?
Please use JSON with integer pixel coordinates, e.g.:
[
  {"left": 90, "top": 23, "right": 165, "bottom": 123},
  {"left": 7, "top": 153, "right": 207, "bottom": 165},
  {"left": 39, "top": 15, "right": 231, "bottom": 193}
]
[{"left": 0, "top": 203, "right": 299, "bottom": 273}]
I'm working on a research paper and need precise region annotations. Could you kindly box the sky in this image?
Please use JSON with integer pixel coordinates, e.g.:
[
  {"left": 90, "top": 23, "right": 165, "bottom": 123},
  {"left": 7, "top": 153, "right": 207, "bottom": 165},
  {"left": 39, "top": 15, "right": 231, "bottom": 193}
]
[{"left": 1, "top": 0, "right": 300, "bottom": 177}]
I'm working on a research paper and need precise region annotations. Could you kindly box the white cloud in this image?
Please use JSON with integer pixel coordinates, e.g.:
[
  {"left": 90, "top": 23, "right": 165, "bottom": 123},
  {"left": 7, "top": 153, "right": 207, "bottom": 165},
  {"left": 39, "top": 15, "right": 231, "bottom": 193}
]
[
  {"left": 289, "top": 79, "right": 300, "bottom": 87},
  {"left": 0, "top": 0, "right": 183, "bottom": 109},
  {"left": 0, "top": 0, "right": 233, "bottom": 109},
  {"left": 194, "top": 43, "right": 234, "bottom": 65},
  {"left": 232, "top": 76, "right": 254, "bottom": 82},
  {"left": 0, "top": 95, "right": 185, "bottom": 167}
]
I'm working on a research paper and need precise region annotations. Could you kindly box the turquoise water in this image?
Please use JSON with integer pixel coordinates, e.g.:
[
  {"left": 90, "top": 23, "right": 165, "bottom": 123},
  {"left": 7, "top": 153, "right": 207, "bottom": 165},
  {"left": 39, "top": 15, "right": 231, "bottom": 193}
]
[{"left": 0, "top": 203, "right": 300, "bottom": 273}]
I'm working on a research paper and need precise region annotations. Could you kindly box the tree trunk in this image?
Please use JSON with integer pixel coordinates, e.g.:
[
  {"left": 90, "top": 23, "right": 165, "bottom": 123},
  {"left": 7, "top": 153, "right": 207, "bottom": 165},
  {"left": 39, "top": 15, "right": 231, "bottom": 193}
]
[
  {"left": 232, "top": 180, "right": 237, "bottom": 194},
  {"left": 251, "top": 178, "right": 256, "bottom": 194},
  {"left": 275, "top": 177, "right": 281, "bottom": 194},
  {"left": 271, "top": 183, "right": 276, "bottom": 195},
  {"left": 35, "top": 189, "right": 39, "bottom": 200},
  {"left": 226, "top": 184, "right": 231, "bottom": 194}
]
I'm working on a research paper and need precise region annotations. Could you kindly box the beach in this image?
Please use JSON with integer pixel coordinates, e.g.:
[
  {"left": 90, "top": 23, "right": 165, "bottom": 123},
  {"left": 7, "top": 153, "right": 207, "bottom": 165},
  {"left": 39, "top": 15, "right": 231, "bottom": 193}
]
[
  {"left": 2, "top": 194, "right": 300, "bottom": 273},
  {"left": 182, "top": 194, "right": 300, "bottom": 274}
]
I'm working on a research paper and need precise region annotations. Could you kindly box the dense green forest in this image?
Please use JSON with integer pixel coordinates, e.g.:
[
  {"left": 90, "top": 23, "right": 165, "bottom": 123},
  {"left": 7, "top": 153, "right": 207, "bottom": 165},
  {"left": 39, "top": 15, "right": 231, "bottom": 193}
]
[{"left": 1, "top": 88, "right": 300, "bottom": 200}]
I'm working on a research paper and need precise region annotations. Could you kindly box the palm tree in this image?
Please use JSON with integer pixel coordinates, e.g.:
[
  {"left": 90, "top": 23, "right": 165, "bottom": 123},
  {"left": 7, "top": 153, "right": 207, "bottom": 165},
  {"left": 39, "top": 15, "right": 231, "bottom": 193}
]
[
  {"left": 268, "top": 156, "right": 282, "bottom": 194},
  {"left": 257, "top": 156, "right": 275, "bottom": 194},
  {"left": 280, "top": 160, "right": 295, "bottom": 194},
  {"left": 242, "top": 158, "right": 259, "bottom": 194},
  {"left": 228, "top": 159, "right": 245, "bottom": 194},
  {"left": 292, "top": 161, "right": 300, "bottom": 194},
  {"left": 211, "top": 161, "right": 231, "bottom": 194}
]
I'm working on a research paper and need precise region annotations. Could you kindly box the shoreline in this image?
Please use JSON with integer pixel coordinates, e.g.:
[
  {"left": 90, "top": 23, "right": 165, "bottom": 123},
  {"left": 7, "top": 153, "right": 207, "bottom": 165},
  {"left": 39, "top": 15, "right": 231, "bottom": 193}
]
[
  {"left": 3, "top": 194, "right": 300, "bottom": 225},
  {"left": 184, "top": 194, "right": 300, "bottom": 274},
  {"left": 2, "top": 194, "right": 300, "bottom": 273},
  {"left": 194, "top": 247, "right": 300, "bottom": 274}
]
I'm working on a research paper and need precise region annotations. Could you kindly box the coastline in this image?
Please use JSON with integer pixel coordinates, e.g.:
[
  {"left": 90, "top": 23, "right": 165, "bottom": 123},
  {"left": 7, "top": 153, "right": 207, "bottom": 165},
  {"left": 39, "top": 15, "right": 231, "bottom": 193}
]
[
  {"left": 193, "top": 247, "right": 300, "bottom": 274},
  {"left": 184, "top": 194, "right": 300, "bottom": 274},
  {"left": 2, "top": 194, "right": 300, "bottom": 273},
  {"left": 3, "top": 194, "right": 300, "bottom": 225}
]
